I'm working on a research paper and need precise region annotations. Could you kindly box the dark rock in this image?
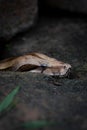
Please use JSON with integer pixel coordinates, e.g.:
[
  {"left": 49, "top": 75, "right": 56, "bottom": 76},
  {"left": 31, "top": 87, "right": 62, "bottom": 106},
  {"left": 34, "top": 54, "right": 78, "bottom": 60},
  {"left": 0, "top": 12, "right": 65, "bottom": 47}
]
[
  {"left": 0, "top": 0, "right": 38, "bottom": 39},
  {"left": 0, "top": 72, "right": 87, "bottom": 130},
  {"left": 3, "top": 16, "right": 87, "bottom": 65}
]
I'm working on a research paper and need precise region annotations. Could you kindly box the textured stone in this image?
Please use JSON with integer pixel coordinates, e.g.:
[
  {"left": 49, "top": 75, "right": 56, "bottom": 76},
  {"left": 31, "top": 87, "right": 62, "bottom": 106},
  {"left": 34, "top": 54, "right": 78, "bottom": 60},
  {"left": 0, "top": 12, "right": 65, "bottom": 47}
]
[
  {"left": 0, "top": 0, "right": 37, "bottom": 39},
  {"left": 0, "top": 72, "right": 87, "bottom": 130}
]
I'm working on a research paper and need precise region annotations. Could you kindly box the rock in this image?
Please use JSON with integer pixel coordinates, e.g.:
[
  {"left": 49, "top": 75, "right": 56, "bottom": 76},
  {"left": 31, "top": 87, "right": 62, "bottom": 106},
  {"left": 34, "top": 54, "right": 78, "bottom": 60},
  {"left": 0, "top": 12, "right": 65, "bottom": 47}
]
[
  {"left": 0, "top": 72, "right": 87, "bottom": 130},
  {"left": 3, "top": 16, "right": 87, "bottom": 65},
  {"left": 0, "top": 0, "right": 37, "bottom": 39},
  {"left": 40, "top": 0, "right": 87, "bottom": 13}
]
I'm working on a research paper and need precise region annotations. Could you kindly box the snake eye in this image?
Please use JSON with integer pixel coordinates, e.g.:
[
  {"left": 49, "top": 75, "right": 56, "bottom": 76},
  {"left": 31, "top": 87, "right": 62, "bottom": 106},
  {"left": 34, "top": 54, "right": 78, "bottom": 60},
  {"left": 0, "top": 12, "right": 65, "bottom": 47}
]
[
  {"left": 40, "top": 64, "right": 47, "bottom": 73},
  {"left": 41, "top": 64, "right": 47, "bottom": 69}
]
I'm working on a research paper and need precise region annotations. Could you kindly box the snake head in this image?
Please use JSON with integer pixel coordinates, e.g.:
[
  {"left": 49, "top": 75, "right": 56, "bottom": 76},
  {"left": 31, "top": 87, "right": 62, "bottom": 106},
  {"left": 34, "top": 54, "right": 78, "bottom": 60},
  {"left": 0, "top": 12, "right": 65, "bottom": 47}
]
[{"left": 41, "top": 62, "right": 72, "bottom": 77}]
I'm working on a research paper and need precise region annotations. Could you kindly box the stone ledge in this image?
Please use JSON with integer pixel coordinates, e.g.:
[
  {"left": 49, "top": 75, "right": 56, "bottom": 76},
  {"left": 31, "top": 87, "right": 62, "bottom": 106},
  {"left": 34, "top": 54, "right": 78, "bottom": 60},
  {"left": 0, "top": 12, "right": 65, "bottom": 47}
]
[{"left": 0, "top": 0, "right": 38, "bottom": 39}]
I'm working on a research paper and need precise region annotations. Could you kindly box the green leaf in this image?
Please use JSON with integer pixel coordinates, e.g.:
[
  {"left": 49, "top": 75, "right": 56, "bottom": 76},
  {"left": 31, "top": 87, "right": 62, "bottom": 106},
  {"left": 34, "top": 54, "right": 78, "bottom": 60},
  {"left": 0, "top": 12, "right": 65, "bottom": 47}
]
[
  {"left": 0, "top": 86, "right": 20, "bottom": 113},
  {"left": 22, "top": 120, "right": 54, "bottom": 129}
]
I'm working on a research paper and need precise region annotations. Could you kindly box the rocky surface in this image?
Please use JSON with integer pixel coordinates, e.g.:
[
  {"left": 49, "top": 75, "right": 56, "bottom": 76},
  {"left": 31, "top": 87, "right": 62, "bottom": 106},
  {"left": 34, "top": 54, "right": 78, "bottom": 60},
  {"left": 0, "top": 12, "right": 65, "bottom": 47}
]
[
  {"left": 0, "top": 0, "right": 37, "bottom": 39},
  {"left": 0, "top": 72, "right": 87, "bottom": 130},
  {"left": 0, "top": 12, "right": 87, "bottom": 130}
]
